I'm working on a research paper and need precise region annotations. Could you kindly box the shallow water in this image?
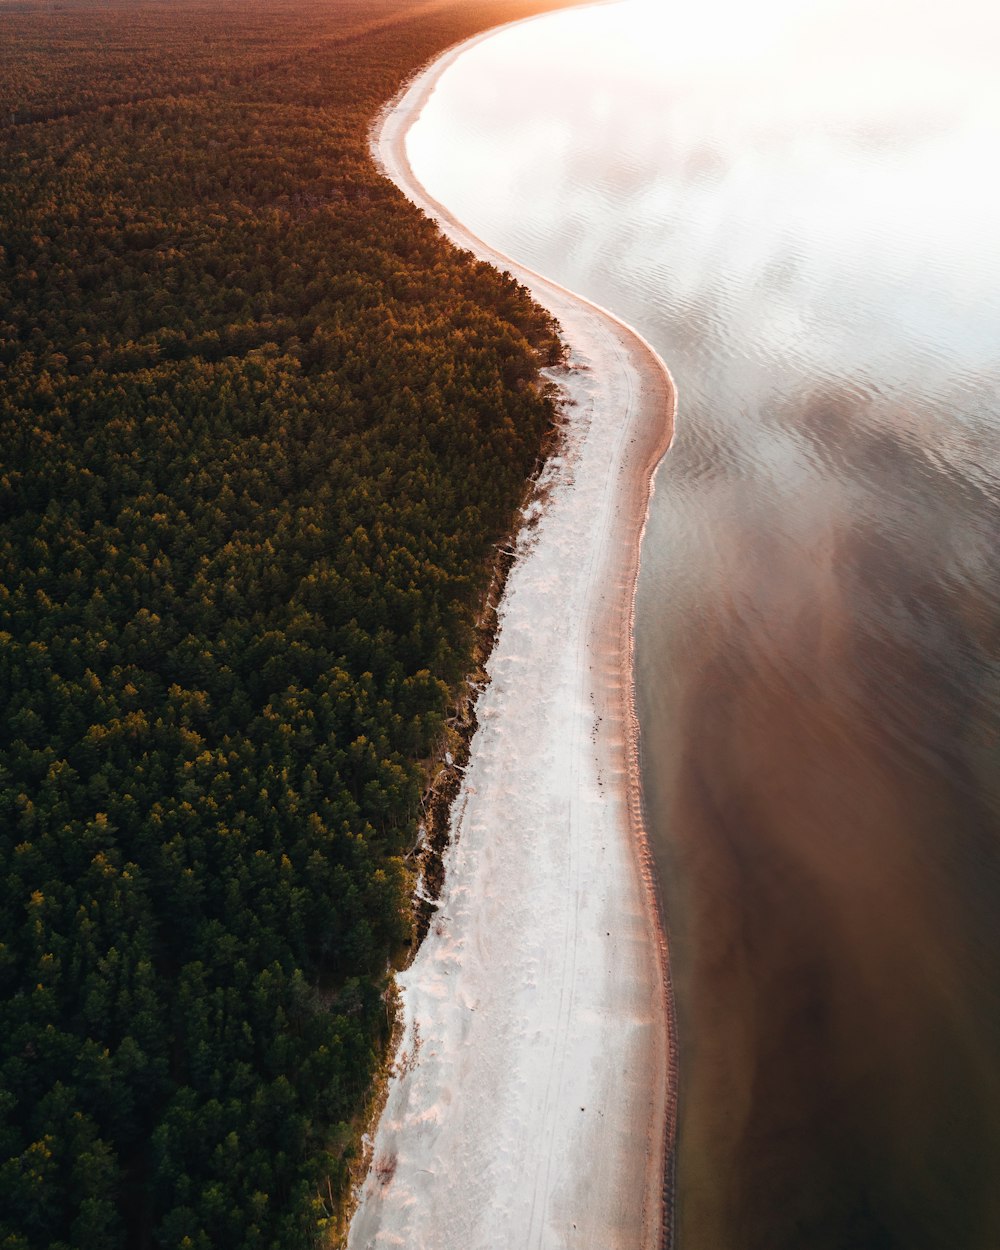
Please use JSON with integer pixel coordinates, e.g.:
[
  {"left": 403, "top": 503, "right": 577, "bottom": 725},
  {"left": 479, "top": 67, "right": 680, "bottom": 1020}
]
[{"left": 405, "top": 1, "right": 1000, "bottom": 1245}]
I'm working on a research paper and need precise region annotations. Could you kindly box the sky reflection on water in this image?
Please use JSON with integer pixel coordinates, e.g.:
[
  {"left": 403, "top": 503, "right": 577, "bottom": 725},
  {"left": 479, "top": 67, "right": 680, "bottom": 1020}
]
[{"left": 406, "top": 1, "right": 1000, "bottom": 1244}]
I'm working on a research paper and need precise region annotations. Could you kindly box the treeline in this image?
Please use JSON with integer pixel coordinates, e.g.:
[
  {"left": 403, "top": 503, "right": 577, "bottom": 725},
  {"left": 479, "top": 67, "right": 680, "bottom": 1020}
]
[
  {"left": 0, "top": 0, "right": 572, "bottom": 1246},
  {"left": 0, "top": 0, "right": 407, "bottom": 125}
]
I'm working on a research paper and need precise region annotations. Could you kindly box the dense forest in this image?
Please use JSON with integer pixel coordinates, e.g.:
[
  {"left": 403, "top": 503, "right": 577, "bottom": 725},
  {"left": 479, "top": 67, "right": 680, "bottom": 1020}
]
[{"left": 0, "top": 0, "right": 575, "bottom": 1244}]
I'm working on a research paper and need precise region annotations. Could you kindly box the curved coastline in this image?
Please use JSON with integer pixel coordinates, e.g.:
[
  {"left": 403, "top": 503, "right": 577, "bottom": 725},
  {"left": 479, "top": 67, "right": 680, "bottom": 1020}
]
[{"left": 350, "top": 16, "right": 678, "bottom": 1249}]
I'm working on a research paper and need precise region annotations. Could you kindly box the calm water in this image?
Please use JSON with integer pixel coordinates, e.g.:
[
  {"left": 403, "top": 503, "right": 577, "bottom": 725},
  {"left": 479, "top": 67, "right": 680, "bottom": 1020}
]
[{"left": 406, "top": 1, "right": 1000, "bottom": 1246}]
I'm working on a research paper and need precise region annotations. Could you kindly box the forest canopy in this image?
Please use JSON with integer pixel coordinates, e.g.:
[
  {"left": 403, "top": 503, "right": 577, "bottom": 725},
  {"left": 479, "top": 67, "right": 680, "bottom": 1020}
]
[{"left": 0, "top": 0, "right": 574, "bottom": 1244}]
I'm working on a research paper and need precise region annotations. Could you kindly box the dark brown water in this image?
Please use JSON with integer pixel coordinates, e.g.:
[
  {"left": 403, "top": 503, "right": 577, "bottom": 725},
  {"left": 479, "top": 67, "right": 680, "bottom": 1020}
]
[{"left": 407, "top": 2, "right": 1000, "bottom": 1245}]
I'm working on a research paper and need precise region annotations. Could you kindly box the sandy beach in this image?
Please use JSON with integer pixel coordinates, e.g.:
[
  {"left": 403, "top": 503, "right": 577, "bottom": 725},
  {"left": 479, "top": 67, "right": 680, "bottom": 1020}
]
[{"left": 349, "top": 21, "right": 677, "bottom": 1250}]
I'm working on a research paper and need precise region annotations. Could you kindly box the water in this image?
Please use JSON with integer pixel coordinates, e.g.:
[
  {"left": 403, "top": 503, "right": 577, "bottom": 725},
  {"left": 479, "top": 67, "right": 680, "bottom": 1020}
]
[{"left": 404, "top": 1, "right": 1000, "bottom": 1245}]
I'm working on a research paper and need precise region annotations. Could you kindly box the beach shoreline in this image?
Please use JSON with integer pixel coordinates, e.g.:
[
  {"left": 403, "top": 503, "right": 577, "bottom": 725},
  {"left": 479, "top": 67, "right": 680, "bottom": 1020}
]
[{"left": 349, "top": 18, "right": 678, "bottom": 1248}]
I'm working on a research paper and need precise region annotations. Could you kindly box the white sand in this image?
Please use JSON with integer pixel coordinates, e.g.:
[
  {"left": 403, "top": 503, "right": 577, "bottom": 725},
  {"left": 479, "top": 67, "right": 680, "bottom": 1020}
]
[{"left": 349, "top": 22, "right": 677, "bottom": 1250}]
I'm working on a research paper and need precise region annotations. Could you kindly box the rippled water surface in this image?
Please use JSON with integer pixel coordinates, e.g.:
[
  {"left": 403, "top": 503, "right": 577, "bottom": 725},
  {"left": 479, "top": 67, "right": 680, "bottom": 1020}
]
[{"left": 405, "top": 2, "right": 1000, "bottom": 1245}]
